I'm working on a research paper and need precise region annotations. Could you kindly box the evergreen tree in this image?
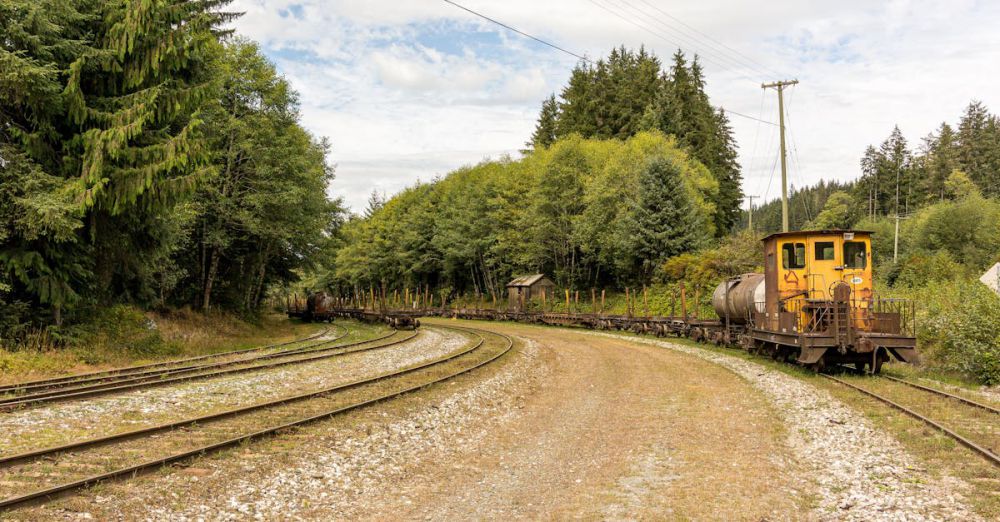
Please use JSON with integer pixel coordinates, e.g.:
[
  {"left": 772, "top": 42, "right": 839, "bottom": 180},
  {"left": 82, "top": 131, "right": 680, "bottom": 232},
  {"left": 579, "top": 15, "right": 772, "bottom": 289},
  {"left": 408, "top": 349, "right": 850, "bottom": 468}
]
[
  {"left": 878, "top": 126, "right": 913, "bottom": 215},
  {"left": 956, "top": 101, "right": 997, "bottom": 194},
  {"left": 555, "top": 47, "right": 661, "bottom": 140},
  {"left": 707, "top": 109, "right": 743, "bottom": 233},
  {"left": 920, "top": 123, "right": 959, "bottom": 202},
  {"left": 528, "top": 94, "right": 559, "bottom": 150},
  {"left": 1, "top": 0, "right": 250, "bottom": 321},
  {"left": 644, "top": 53, "right": 741, "bottom": 235},
  {"left": 629, "top": 157, "right": 703, "bottom": 282}
]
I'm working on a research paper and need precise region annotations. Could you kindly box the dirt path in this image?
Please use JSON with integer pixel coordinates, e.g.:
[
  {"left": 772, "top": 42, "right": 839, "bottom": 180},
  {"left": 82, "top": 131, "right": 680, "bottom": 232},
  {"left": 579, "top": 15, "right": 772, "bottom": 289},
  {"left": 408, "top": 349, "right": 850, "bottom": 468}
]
[{"left": 390, "top": 322, "right": 802, "bottom": 521}]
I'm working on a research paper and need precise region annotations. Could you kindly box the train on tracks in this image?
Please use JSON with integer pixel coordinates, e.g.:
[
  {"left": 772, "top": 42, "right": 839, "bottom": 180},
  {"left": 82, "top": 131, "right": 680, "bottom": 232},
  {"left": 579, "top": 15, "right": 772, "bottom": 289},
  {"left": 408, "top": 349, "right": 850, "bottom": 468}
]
[{"left": 290, "top": 230, "right": 919, "bottom": 374}]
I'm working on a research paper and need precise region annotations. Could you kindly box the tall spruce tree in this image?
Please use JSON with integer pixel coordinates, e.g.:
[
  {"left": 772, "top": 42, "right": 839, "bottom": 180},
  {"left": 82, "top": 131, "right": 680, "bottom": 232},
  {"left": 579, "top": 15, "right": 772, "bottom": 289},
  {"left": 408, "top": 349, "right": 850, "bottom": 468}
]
[
  {"left": 629, "top": 157, "right": 703, "bottom": 282},
  {"left": 1, "top": 0, "right": 235, "bottom": 321},
  {"left": 921, "top": 123, "right": 959, "bottom": 202},
  {"left": 555, "top": 47, "right": 661, "bottom": 140},
  {"left": 957, "top": 101, "right": 1000, "bottom": 196},
  {"left": 528, "top": 94, "right": 559, "bottom": 150},
  {"left": 643, "top": 53, "right": 741, "bottom": 234}
]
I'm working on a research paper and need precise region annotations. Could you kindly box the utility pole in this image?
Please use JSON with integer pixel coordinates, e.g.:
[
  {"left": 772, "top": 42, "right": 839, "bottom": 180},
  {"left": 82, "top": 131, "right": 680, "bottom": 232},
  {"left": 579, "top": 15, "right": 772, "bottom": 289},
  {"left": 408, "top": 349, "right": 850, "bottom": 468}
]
[
  {"left": 762, "top": 79, "right": 799, "bottom": 232},
  {"left": 745, "top": 195, "right": 757, "bottom": 232}
]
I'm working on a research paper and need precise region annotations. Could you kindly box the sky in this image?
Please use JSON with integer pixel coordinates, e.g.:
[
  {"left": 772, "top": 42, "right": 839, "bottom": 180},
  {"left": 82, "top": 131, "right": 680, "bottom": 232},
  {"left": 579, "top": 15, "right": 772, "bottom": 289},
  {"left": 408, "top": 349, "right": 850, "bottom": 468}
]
[{"left": 230, "top": 0, "right": 1000, "bottom": 213}]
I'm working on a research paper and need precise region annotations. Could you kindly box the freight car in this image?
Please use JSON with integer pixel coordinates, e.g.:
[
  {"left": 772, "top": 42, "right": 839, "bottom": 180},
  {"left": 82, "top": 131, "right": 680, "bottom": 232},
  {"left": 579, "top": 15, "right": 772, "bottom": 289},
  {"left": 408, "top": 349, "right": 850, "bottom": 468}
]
[
  {"left": 287, "top": 292, "right": 420, "bottom": 329},
  {"left": 294, "top": 230, "right": 917, "bottom": 373}
]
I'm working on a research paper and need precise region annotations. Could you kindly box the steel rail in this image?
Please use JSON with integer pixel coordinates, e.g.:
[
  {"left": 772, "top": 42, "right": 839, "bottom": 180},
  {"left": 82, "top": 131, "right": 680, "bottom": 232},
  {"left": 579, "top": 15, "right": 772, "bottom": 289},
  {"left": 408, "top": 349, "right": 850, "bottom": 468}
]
[
  {"left": 0, "top": 325, "right": 512, "bottom": 511},
  {"left": 881, "top": 375, "right": 1000, "bottom": 415},
  {"left": 0, "top": 327, "right": 455, "bottom": 467},
  {"left": 821, "top": 374, "right": 1000, "bottom": 467},
  {"left": 0, "top": 329, "right": 412, "bottom": 411},
  {"left": 0, "top": 326, "right": 337, "bottom": 394},
  {"left": 0, "top": 327, "right": 369, "bottom": 405},
  {"left": 0, "top": 327, "right": 349, "bottom": 398}
]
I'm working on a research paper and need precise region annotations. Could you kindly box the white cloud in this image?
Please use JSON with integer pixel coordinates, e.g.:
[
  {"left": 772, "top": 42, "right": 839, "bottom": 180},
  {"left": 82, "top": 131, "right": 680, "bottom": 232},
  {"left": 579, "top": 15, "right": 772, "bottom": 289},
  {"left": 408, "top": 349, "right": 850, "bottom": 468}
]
[{"left": 230, "top": 0, "right": 1000, "bottom": 212}]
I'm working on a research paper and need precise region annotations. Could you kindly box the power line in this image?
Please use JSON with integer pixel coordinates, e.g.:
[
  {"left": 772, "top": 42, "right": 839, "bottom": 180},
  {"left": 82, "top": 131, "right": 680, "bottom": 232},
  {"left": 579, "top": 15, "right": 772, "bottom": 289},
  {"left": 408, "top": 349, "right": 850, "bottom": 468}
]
[
  {"left": 442, "top": 0, "right": 778, "bottom": 124},
  {"left": 586, "top": 0, "right": 762, "bottom": 84},
  {"left": 442, "top": 0, "right": 592, "bottom": 63},
  {"left": 725, "top": 108, "right": 776, "bottom": 126},
  {"left": 610, "top": 0, "right": 771, "bottom": 80},
  {"left": 744, "top": 89, "right": 767, "bottom": 200},
  {"left": 633, "top": 0, "right": 786, "bottom": 78}
]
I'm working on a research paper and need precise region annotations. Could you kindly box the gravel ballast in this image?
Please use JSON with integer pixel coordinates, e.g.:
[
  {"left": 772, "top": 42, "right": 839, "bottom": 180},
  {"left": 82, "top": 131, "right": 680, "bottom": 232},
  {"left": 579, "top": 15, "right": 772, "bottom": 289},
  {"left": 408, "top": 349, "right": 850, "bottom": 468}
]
[
  {"left": 0, "top": 328, "right": 467, "bottom": 453},
  {"left": 130, "top": 337, "right": 546, "bottom": 521}
]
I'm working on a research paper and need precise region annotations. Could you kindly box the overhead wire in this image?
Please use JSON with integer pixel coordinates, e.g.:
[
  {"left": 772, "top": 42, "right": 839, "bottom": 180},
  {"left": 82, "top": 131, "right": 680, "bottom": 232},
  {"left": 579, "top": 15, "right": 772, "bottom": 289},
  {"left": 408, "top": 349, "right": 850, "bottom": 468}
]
[
  {"left": 441, "top": 0, "right": 592, "bottom": 63},
  {"left": 632, "top": 0, "right": 787, "bottom": 78},
  {"left": 784, "top": 86, "right": 811, "bottom": 220},
  {"left": 608, "top": 0, "right": 773, "bottom": 81},
  {"left": 585, "top": 0, "right": 763, "bottom": 84},
  {"left": 744, "top": 89, "right": 766, "bottom": 204},
  {"left": 441, "top": 0, "right": 781, "bottom": 127}
]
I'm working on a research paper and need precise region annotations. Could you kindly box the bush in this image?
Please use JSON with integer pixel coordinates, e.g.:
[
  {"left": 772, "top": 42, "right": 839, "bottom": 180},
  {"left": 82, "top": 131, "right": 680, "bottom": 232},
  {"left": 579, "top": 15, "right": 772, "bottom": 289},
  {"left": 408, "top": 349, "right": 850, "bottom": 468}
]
[
  {"left": 59, "top": 305, "right": 172, "bottom": 358},
  {"left": 918, "top": 279, "right": 1000, "bottom": 385},
  {"left": 889, "top": 251, "right": 968, "bottom": 288}
]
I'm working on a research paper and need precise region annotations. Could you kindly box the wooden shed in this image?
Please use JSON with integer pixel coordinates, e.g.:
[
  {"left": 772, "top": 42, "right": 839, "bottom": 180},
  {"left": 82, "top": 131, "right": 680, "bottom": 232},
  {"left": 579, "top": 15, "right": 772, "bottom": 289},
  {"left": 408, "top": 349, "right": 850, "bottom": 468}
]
[{"left": 506, "top": 274, "right": 555, "bottom": 311}]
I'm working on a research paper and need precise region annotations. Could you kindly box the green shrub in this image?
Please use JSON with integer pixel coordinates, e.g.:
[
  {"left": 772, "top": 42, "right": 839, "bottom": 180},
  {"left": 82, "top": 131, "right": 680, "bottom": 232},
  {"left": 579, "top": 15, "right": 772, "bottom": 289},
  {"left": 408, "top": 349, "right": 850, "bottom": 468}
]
[
  {"left": 918, "top": 279, "right": 1000, "bottom": 385},
  {"left": 890, "top": 251, "right": 968, "bottom": 288}
]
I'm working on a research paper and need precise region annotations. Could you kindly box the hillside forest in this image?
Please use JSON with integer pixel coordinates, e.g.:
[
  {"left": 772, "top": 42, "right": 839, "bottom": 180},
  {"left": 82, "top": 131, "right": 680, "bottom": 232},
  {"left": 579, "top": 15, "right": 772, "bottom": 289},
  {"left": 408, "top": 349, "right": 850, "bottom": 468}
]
[{"left": 2, "top": 2, "right": 999, "bottom": 383}]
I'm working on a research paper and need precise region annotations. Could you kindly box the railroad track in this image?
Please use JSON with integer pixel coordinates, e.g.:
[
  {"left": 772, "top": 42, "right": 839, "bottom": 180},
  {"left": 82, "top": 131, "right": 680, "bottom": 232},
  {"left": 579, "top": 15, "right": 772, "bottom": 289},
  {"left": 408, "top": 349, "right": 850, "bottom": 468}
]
[
  {"left": 822, "top": 372, "right": 1000, "bottom": 467},
  {"left": 0, "top": 326, "right": 419, "bottom": 411},
  {"left": 0, "top": 324, "right": 512, "bottom": 512},
  {"left": 0, "top": 325, "right": 337, "bottom": 396}
]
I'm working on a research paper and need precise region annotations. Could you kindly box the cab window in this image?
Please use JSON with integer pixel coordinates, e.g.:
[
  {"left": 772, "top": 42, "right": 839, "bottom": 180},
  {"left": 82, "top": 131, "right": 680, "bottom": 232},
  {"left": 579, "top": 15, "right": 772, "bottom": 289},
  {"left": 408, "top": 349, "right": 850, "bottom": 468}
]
[
  {"left": 844, "top": 241, "right": 867, "bottom": 269},
  {"left": 815, "top": 242, "right": 835, "bottom": 261},
  {"left": 781, "top": 242, "right": 806, "bottom": 269}
]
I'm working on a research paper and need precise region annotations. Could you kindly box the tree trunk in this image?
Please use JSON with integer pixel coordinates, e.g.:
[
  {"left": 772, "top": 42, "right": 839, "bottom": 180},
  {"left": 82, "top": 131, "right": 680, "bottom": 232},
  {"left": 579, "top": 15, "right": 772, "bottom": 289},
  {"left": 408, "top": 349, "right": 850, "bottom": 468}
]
[{"left": 203, "top": 246, "right": 220, "bottom": 312}]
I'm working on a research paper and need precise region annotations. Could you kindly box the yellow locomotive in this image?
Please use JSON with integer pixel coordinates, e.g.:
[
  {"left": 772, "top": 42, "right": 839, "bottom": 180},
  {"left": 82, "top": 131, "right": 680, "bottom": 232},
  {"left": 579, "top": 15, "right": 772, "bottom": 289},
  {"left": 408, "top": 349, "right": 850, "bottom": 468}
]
[{"left": 714, "top": 230, "right": 918, "bottom": 373}]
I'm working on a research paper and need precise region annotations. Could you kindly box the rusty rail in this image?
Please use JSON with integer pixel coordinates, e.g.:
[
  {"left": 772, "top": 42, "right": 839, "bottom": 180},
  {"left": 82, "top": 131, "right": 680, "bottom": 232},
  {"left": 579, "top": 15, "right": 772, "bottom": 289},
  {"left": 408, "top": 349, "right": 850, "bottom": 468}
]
[
  {"left": 821, "top": 374, "right": 1000, "bottom": 468},
  {"left": 0, "top": 328, "right": 407, "bottom": 411},
  {"left": 0, "top": 325, "right": 511, "bottom": 511}
]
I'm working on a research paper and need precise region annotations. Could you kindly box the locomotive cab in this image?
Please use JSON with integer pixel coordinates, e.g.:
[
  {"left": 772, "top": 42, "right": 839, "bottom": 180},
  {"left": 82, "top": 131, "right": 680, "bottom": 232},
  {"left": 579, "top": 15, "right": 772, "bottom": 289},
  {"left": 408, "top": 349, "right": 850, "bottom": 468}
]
[{"left": 752, "top": 230, "right": 918, "bottom": 372}]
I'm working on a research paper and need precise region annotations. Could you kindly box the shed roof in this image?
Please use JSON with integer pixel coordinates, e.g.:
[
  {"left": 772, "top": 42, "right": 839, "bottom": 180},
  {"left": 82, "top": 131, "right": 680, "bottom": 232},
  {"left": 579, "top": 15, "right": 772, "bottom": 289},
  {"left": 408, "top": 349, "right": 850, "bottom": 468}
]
[{"left": 506, "top": 274, "right": 549, "bottom": 287}]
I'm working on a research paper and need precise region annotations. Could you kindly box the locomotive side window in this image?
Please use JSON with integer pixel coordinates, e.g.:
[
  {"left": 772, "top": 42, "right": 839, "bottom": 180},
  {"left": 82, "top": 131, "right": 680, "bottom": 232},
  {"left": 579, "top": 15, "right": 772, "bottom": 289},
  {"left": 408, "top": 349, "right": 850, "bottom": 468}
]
[
  {"left": 782, "top": 242, "right": 806, "bottom": 269},
  {"left": 815, "top": 242, "right": 835, "bottom": 261},
  {"left": 844, "top": 241, "right": 867, "bottom": 269}
]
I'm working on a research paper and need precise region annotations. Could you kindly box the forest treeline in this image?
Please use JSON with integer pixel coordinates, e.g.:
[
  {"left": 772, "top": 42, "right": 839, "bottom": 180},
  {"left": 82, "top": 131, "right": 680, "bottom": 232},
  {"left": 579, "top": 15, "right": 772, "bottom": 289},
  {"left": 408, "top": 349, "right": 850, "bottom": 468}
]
[
  {"left": 316, "top": 48, "right": 742, "bottom": 298},
  {"left": 323, "top": 132, "right": 716, "bottom": 299},
  {"left": 530, "top": 48, "right": 742, "bottom": 234},
  {"left": 752, "top": 101, "right": 1000, "bottom": 232},
  {"left": 0, "top": 0, "right": 342, "bottom": 340}
]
